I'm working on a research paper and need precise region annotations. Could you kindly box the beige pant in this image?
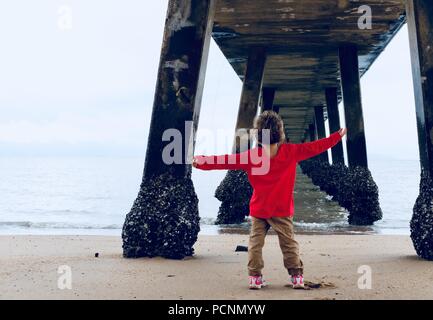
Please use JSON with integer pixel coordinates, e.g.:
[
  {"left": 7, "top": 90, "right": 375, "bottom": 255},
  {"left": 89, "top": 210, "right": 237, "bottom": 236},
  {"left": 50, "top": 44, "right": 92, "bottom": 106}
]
[{"left": 248, "top": 216, "right": 303, "bottom": 276}]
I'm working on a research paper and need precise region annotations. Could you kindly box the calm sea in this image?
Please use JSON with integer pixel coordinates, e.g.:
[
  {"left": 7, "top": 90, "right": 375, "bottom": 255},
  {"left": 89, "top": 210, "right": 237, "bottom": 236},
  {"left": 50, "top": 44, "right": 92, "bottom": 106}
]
[{"left": 0, "top": 156, "right": 419, "bottom": 236}]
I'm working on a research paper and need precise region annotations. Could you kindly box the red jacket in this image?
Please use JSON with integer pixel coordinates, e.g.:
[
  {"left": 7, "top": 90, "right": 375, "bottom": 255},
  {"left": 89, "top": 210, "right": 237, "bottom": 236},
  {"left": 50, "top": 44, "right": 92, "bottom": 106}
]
[{"left": 195, "top": 132, "right": 342, "bottom": 219}]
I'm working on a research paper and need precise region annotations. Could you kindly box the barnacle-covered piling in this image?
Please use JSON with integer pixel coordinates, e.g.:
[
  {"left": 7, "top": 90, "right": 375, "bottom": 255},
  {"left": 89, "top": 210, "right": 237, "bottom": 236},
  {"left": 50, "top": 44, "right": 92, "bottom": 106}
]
[
  {"left": 299, "top": 159, "right": 382, "bottom": 225},
  {"left": 406, "top": 0, "right": 433, "bottom": 260},
  {"left": 122, "top": 0, "right": 216, "bottom": 259},
  {"left": 411, "top": 171, "right": 433, "bottom": 260},
  {"left": 123, "top": 175, "right": 199, "bottom": 259},
  {"left": 215, "top": 170, "right": 252, "bottom": 224},
  {"left": 214, "top": 47, "right": 266, "bottom": 225}
]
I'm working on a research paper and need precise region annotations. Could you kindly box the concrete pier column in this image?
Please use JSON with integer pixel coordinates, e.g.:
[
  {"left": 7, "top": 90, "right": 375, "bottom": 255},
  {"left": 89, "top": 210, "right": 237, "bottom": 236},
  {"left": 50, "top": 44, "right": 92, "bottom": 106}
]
[
  {"left": 325, "top": 87, "right": 345, "bottom": 164},
  {"left": 314, "top": 105, "right": 329, "bottom": 163},
  {"left": 262, "top": 87, "right": 276, "bottom": 112},
  {"left": 407, "top": 0, "right": 433, "bottom": 260},
  {"left": 122, "top": 0, "right": 216, "bottom": 259},
  {"left": 339, "top": 44, "right": 368, "bottom": 168},
  {"left": 215, "top": 47, "right": 267, "bottom": 224}
]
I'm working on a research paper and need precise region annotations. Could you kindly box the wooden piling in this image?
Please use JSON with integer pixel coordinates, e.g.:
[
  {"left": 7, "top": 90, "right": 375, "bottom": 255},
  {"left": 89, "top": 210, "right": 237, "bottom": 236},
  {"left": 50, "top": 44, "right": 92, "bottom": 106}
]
[
  {"left": 339, "top": 44, "right": 368, "bottom": 168},
  {"left": 308, "top": 123, "right": 317, "bottom": 142},
  {"left": 232, "top": 47, "right": 267, "bottom": 153},
  {"left": 143, "top": 0, "right": 216, "bottom": 179},
  {"left": 314, "top": 105, "right": 329, "bottom": 163},
  {"left": 262, "top": 87, "right": 276, "bottom": 112},
  {"left": 325, "top": 87, "right": 345, "bottom": 165},
  {"left": 407, "top": 0, "right": 433, "bottom": 176},
  {"left": 122, "top": 0, "right": 216, "bottom": 259},
  {"left": 407, "top": 0, "right": 433, "bottom": 260},
  {"left": 215, "top": 47, "right": 266, "bottom": 225}
]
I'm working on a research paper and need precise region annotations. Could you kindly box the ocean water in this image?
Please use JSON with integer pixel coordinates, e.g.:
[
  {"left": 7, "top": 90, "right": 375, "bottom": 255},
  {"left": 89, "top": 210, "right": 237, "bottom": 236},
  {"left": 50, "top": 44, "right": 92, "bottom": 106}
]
[{"left": 0, "top": 156, "right": 420, "bottom": 236}]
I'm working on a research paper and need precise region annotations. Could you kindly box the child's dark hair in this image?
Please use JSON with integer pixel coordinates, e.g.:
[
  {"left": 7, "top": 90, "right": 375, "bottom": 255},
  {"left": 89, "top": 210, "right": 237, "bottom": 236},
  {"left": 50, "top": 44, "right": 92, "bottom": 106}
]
[{"left": 254, "top": 111, "right": 285, "bottom": 145}]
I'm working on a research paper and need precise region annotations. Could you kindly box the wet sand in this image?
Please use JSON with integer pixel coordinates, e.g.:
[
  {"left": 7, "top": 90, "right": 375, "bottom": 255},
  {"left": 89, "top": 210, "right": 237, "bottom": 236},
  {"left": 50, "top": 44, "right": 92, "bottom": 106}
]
[{"left": 0, "top": 234, "right": 431, "bottom": 300}]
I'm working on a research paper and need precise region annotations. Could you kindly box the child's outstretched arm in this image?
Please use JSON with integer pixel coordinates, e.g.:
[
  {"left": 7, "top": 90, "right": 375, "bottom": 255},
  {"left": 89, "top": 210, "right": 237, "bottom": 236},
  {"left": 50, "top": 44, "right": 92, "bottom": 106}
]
[
  {"left": 294, "top": 128, "right": 347, "bottom": 162},
  {"left": 192, "top": 151, "right": 250, "bottom": 171}
]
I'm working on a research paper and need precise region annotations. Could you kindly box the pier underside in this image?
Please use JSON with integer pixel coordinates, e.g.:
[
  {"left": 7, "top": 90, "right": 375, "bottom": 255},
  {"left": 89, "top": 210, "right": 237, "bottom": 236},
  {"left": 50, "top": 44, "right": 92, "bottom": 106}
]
[
  {"left": 123, "top": 0, "right": 433, "bottom": 261},
  {"left": 212, "top": 0, "right": 406, "bottom": 141}
]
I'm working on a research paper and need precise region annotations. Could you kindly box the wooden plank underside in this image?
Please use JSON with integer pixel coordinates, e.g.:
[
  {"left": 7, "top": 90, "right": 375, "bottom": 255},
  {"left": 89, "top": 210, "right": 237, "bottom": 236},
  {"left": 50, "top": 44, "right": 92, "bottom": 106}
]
[{"left": 212, "top": 0, "right": 406, "bottom": 141}]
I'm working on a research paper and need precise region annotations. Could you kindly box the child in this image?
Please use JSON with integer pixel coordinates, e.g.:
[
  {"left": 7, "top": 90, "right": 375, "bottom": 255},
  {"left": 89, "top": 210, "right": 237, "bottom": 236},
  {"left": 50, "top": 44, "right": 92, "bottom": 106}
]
[{"left": 193, "top": 111, "right": 346, "bottom": 290}]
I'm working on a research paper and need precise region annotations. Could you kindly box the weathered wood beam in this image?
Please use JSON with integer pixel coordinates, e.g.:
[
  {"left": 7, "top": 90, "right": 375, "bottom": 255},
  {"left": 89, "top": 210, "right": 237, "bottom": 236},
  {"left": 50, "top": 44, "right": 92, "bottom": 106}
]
[
  {"left": 262, "top": 87, "right": 276, "bottom": 112},
  {"left": 314, "top": 105, "right": 329, "bottom": 163},
  {"left": 308, "top": 123, "right": 317, "bottom": 142},
  {"left": 339, "top": 44, "right": 368, "bottom": 168},
  {"left": 233, "top": 47, "right": 267, "bottom": 153},
  {"left": 325, "top": 87, "right": 345, "bottom": 165}
]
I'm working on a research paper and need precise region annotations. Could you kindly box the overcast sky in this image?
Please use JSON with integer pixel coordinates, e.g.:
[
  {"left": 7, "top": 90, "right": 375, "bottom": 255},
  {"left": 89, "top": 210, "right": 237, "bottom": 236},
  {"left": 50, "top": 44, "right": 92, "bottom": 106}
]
[{"left": 0, "top": 0, "right": 420, "bottom": 160}]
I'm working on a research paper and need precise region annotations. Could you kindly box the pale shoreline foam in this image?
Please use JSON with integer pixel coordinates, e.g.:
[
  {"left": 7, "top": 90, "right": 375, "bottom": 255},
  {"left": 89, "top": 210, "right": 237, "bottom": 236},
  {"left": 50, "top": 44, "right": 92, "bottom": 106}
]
[{"left": 0, "top": 219, "right": 409, "bottom": 236}]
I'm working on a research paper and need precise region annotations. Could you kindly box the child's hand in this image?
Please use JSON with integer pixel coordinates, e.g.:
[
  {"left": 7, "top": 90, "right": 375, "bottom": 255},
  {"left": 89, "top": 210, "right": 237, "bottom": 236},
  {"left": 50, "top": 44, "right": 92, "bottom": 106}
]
[
  {"left": 192, "top": 156, "right": 200, "bottom": 168},
  {"left": 338, "top": 128, "right": 347, "bottom": 137}
]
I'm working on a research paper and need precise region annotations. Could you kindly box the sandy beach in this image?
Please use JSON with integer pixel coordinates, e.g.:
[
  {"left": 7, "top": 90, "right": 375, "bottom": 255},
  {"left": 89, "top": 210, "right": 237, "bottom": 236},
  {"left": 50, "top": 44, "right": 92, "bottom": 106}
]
[{"left": 0, "top": 234, "right": 432, "bottom": 300}]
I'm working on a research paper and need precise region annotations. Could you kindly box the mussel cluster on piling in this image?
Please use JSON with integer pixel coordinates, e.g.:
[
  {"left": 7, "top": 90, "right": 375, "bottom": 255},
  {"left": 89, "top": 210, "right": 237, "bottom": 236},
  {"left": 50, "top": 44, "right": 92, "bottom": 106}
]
[
  {"left": 299, "top": 158, "right": 382, "bottom": 225},
  {"left": 411, "top": 170, "right": 433, "bottom": 260},
  {"left": 215, "top": 170, "right": 253, "bottom": 224},
  {"left": 122, "top": 174, "right": 200, "bottom": 259}
]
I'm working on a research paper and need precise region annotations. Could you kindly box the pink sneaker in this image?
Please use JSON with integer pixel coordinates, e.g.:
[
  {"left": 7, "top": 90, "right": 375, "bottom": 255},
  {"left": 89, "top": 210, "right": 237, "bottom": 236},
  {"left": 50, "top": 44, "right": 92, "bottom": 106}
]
[
  {"left": 249, "top": 275, "right": 267, "bottom": 290},
  {"left": 288, "top": 275, "right": 304, "bottom": 289}
]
